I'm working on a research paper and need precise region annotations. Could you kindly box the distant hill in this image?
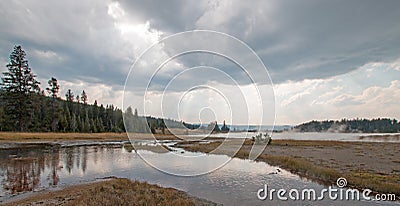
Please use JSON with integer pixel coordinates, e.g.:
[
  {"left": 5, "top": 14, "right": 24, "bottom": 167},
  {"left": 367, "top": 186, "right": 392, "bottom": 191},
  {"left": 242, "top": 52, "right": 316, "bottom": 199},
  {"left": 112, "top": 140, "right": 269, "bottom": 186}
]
[{"left": 294, "top": 118, "right": 400, "bottom": 133}]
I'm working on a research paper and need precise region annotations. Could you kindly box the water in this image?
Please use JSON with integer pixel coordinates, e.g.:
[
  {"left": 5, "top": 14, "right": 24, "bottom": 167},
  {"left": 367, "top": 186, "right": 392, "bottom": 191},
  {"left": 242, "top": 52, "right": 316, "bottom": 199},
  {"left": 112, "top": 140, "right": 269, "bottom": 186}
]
[
  {"left": 220, "top": 125, "right": 292, "bottom": 132},
  {"left": 0, "top": 142, "right": 398, "bottom": 205},
  {"left": 198, "top": 132, "right": 400, "bottom": 142}
]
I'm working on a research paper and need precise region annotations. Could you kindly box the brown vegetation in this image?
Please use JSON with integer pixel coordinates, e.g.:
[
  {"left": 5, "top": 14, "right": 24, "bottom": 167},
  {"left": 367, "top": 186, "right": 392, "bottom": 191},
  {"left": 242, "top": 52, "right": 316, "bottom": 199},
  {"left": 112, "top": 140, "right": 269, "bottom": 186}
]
[
  {"left": 3, "top": 178, "right": 217, "bottom": 206},
  {"left": 0, "top": 132, "right": 192, "bottom": 142}
]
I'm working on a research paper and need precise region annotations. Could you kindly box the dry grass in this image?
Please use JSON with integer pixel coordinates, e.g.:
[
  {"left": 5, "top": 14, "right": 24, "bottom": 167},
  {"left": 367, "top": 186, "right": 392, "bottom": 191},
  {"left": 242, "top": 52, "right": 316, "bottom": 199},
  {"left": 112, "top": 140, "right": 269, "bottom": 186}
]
[
  {"left": 0, "top": 132, "right": 195, "bottom": 142},
  {"left": 258, "top": 154, "right": 400, "bottom": 196},
  {"left": 123, "top": 143, "right": 172, "bottom": 153},
  {"left": 4, "top": 178, "right": 217, "bottom": 206},
  {"left": 180, "top": 141, "right": 223, "bottom": 153},
  {"left": 0, "top": 132, "right": 128, "bottom": 142}
]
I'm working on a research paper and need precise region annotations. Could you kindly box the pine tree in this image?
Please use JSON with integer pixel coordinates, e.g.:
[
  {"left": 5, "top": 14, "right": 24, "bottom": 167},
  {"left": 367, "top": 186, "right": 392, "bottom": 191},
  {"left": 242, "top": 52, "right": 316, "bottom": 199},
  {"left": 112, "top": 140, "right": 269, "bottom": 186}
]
[
  {"left": 65, "top": 89, "right": 74, "bottom": 114},
  {"left": 0, "top": 110, "right": 3, "bottom": 131},
  {"left": 77, "top": 116, "right": 83, "bottom": 132},
  {"left": 33, "top": 91, "right": 49, "bottom": 131},
  {"left": 90, "top": 118, "right": 96, "bottom": 133},
  {"left": 64, "top": 105, "right": 71, "bottom": 131},
  {"left": 81, "top": 90, "right": 87, "bottom": 105},
  {"left": 65, "top": 89, "right": 74, "bottom": 101},
  {"left": 221, "top": 120, "right": 230, "bottom": 132},
  {"left": 0, "top": 45, "right": 41, "bottom": 131},
  {"left": 92, "top": 100, "right": 98, "bottom": 119},
  {"left": 46, "top": 77, "right": 60, "bottom": 131},
  {"left": 84, "top": 113, "right": 90, "bottom": 132},
  {"left": 96, "top": 117, "right": 104, "bottom": 132},
  {"left": 71, "top": 113, "right": 78, "bottom": 132},
  {"left": 60, "top": 113, "right": 68, "bottom": 132}
]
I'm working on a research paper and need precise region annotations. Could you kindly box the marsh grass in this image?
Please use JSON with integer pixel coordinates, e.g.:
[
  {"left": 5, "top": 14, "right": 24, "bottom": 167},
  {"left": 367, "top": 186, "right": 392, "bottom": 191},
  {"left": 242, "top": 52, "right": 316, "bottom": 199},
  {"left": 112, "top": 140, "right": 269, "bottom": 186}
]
[
  {"left": 4, "top": 178, "right": 217, "bottom": 206},
  {"left": 181, "top": 141, "right": 223, "bottom": 153},
  {"left": 0, "top": 132, "right": 192, "bottom": 142},
  {"left": 0, "top": 132, "right": 128, "bottom": 142},
  {"left": 346, "top": 173, "right": 400, "bottom": 195},
  {"left": 123, "top": 143, "right": 172, "bottom": 153}
]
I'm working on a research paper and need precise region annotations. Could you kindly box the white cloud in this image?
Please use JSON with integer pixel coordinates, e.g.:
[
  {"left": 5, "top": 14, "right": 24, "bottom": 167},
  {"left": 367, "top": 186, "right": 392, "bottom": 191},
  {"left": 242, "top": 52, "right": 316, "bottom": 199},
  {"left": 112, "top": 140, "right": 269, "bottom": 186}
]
[
  {"left": 59, "top": 80, "right": 124, "bottom": 107},
  {"left": 107, "top": 2, "right": 125, "bottom": 19},
  {"left": 32, "top": 49, "right": 63, "bottom": 62},
  {"left": 274, "top": 61, "right": 400, "bottom": 124}
]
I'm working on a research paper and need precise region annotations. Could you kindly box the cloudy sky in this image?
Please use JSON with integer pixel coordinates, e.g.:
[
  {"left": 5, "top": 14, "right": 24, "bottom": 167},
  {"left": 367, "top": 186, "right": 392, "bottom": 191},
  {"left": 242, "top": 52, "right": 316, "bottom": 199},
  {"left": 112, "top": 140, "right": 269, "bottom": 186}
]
[{"left": 1, "top": 0, "right": 399, "bottom": 125}]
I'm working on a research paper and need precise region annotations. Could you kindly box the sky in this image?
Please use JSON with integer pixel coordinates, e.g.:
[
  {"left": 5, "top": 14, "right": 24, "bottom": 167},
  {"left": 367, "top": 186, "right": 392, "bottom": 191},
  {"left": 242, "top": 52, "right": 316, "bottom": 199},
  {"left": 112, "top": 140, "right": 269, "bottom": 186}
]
[{"left": 0, "top": 0, "right": 399, "bottom": 125}]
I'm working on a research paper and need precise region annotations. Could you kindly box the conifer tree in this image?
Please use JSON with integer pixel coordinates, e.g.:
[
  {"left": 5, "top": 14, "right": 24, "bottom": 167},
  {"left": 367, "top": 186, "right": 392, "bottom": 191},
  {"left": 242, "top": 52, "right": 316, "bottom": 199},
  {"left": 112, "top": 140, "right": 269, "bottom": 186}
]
[
  {"left": 1, "top": 45, "right": 40, "bottom": 131},
  {"left": 46, "top": 77, "right": 60, "bottom": 131}
]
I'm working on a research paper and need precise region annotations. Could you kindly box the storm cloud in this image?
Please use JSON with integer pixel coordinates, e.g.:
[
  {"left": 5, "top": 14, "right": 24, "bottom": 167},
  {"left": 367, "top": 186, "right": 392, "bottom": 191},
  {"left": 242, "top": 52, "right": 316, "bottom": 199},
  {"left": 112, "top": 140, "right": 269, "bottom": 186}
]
[{"left": 1, "top": 0, "right": 399, "bottom": 124}]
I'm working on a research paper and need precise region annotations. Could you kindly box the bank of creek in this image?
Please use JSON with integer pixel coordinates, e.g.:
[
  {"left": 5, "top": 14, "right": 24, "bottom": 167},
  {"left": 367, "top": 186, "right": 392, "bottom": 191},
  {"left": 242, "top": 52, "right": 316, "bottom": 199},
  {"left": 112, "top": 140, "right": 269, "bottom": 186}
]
[{"left": 0, "top": 139, "right": 399, "bottom": 205}]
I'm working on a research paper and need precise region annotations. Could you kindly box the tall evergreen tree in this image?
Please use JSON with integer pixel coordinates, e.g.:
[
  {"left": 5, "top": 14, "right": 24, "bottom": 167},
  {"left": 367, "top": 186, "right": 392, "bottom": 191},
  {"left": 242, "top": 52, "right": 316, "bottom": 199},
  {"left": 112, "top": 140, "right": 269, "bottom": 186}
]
[
  {"left": 46, "top": 77, "right": 60, "bottom": 131},
  {"left": 0, "top": 45, "right": 40, "bottom": 131},
  {"left": 60, "top": 113, "right": 68, "bottom": 132},
  {"left": 81, "top": 90, "right": 87, "bottom": 105},
  {"left": 65, "top": 89, "right": 74, "bottom": 102},
  {"left": 46, "top": 77, "right": 60, "bottom": 99},
  {"left": 71, "top": 113, "right": 78, "bottom": 132},
  {"left": 84, "top": 113, "right": 90, "bottom": 132}
]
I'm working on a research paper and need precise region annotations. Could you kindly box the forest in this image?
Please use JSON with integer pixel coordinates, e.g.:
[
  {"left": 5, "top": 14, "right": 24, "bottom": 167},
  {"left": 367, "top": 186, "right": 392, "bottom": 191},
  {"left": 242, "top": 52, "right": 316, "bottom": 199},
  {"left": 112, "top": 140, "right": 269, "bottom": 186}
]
[
  {"left": 0, "top": 45, "right": 126, "bottom": 132},
  {"left": 294, "top": 118, "right": 400, "bottom": 133},
  {"left": 0, "top": 45, "right": 196, "bottom": 133}
]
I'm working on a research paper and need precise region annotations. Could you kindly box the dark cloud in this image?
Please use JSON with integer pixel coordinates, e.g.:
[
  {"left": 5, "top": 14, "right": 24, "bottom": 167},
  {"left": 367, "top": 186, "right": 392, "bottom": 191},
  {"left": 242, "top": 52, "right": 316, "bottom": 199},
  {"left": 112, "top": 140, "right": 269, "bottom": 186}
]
[
  {"left": 198, "top": 0, "right": 400, "bottom": 83},
  {"left": 0, "top": 0, "right": 130, "bottom": 89},
  {"left": 1, "top": 0, "right": 399, "bottom": 89},
  {"left": 117, "top": 0, "right": 400, "bottom": 83}
]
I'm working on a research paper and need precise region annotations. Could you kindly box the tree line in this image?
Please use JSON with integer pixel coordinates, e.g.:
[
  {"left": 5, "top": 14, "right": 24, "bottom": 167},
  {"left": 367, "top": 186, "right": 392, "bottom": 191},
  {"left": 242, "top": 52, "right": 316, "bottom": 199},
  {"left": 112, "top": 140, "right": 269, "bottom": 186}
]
[
  {"left": 294, "top": 118, "right": 400, "bottom": 133},
  {"left": 0, "top": 45, "right": 124, "bottom": 132},
  {"left": 0, "top": 45, "right": 201, "bottom": 133}
]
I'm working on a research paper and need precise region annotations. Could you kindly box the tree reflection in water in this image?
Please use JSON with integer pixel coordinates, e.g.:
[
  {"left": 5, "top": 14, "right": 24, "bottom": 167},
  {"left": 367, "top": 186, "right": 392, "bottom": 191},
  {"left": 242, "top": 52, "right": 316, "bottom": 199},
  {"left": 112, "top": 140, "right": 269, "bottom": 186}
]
[{"left": 0, "top": 144, "right": 91, "bottom": 195}]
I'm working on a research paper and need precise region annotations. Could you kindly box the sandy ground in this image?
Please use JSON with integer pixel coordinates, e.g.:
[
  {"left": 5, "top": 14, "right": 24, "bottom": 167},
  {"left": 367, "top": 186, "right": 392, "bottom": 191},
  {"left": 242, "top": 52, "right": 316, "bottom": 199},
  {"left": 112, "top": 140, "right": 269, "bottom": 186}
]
[{"left": 259, "top": 140, "right": 400, "bottom": 175}]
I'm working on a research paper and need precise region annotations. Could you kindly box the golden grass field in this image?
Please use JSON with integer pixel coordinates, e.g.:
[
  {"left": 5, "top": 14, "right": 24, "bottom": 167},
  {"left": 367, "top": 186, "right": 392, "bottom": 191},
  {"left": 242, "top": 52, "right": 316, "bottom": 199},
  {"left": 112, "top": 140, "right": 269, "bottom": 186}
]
[{"left": 0, "top": 132, "right": 184, "bottom": 142}]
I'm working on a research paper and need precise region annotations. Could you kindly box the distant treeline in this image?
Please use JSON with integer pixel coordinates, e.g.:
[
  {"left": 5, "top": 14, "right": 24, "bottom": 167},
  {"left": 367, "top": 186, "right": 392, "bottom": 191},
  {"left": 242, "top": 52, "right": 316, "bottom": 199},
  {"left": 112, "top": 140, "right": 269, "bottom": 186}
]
[
  {"left": 0, "top": 45, "right": 195, "bottom": 133},
  {"left": 294, "top": 118, "right": 400, "bottom": 133},
  {"left": 124, "top": 106, "right": 200, "bottom": 134}
]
